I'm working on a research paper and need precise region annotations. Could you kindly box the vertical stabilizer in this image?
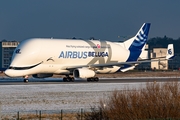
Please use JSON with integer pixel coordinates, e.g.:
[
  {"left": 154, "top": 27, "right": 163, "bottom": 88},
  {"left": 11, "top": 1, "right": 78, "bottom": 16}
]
[
  {"left": 124, "top": 23, "right": 151, "bottom": 50},
  {"left": 119, "top": 23, "right": 151, "bottom": 72},
  {"left": 124, "top": 23, "right": 151, "bottom": 61}
]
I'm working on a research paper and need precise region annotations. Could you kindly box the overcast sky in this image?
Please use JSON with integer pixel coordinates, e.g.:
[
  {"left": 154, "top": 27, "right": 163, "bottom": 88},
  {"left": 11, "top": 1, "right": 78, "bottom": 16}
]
[{"left": 0, "top": 0, "right": 180, "bottom": 41}]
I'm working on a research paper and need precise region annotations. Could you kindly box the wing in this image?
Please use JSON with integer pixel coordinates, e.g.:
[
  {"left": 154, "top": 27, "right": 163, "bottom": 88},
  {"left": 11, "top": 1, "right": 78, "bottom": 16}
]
[
  {"left": 61, "top": 59, "right": 165, "bottom": 70},
  {"left": 61, "top": 44, "right": 174, "bottom": 72}
]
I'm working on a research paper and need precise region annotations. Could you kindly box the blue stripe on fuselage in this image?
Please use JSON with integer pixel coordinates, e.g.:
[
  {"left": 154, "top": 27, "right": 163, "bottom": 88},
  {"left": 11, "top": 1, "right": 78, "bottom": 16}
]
[{"left": 119, "top": 49, "right": 141, "bottom": 70}]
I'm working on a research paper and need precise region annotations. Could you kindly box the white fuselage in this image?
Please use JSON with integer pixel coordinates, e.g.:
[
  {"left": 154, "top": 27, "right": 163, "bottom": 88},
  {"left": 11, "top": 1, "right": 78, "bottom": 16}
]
[
  {"left": 5, "top": 23, "right": 152, "bottom": 78},
  {"left": 5, "top": 38, "right": 130, "bottom": 77}
]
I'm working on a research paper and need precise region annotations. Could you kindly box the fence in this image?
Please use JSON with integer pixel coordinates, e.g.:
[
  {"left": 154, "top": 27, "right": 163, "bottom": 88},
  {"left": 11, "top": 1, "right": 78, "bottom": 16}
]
[{"left": 0, "top": 108, "right": 99, "bottom": 120}]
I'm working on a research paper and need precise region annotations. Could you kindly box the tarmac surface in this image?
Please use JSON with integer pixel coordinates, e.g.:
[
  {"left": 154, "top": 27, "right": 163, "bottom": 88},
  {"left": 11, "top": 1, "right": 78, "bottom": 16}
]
[
  {"left": 0, "top": 71, "right": 180, "bottom": 85},
  {"left": 0, "top": 71, "right": 180, "bottom": 118},
  {"left": 0, "top": 77, "right": 180, "bottom": 85}
]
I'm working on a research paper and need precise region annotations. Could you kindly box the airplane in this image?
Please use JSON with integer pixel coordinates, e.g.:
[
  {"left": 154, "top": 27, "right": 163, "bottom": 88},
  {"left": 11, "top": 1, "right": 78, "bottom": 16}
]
[{"left": 4, "top": 23, "right": 174, "bottom": 82}]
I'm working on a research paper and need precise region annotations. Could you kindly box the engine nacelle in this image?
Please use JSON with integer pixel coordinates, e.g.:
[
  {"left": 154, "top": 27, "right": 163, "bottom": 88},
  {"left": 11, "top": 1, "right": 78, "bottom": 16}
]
[
  {"left": 73, "top": 68, "right": 95, "bottom": 79},
  {"left": 32, "top": 73, "right": 53, "bottom": 78}
]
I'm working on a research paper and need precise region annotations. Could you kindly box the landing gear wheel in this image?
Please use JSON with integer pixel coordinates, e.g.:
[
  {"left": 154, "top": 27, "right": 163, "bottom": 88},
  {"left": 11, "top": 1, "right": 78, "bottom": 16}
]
[
  {"left": 63, "top": 76, "right": 75, "bottom": 82},
  {"left": 63, "top": 77, "right": 67, "bottom": 82},
  {"left": 87, "top": 77, "right": 99, "bottom": 82},
  {"left": 23, "top": 75, "right": 29, "bottom": 83},
  {"left": 94, "top": 77, "right": 99, "bottom": 82},
  {"left": 24, "top": 79, "right": 28, "bottom": 83}
]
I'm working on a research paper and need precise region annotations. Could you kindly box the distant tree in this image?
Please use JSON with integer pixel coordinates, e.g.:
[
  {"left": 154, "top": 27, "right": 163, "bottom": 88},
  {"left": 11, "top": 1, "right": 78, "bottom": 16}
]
[
  {"left": 1, "top": 39, "right": 7, "bottom": 42},
  {"left": 147, "top": 36, "right": 180, "bottom": 53},
  {"left": 89, "top": 37, "right": 95, "bottom": 40}
]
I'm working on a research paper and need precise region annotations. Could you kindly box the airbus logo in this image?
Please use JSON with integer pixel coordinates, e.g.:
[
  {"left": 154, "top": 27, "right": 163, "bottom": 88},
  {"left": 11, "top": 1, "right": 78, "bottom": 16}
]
[{"left": 59, "top": 51, "right": 108, "bottom": 59}]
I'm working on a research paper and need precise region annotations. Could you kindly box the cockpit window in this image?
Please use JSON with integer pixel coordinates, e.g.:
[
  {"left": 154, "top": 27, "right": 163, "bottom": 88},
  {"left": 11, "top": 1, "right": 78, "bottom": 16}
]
[
  {"left": 9, "top": 61, "right": 42, "bottom": 70},
  {"left": 15, "top": 49, "right": 21, "bottom": 54}
]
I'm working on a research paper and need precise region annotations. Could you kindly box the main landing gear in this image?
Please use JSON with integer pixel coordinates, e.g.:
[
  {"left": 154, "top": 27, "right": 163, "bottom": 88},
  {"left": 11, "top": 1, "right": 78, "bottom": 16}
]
[
  {"left": 87, "top": 77, "right": 99, "bottom": 82},
  {"left": 63, "top": 75, "right": 74, "bottom": 82},
  {"left": 62, "top": 76, "right": 99, "bottom": 82}
]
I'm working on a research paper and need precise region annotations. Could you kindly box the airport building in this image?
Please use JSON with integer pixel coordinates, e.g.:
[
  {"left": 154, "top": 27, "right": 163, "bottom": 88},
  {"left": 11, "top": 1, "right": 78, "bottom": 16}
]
[
  {"left": 150, "top": 48, "right": 168, "bottom": 70},
  {"left": 0, "top": 40, "right": 19, "bottom": 71},
  {"left": 136, "top": 45, "right": 170, "bottom": 71},
  {"left": 136, "top": 45, "right": 180, "bottom": 71}
]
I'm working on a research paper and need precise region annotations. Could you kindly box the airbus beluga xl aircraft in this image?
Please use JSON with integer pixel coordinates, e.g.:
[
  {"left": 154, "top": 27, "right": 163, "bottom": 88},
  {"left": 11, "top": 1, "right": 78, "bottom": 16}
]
[{"left": 5, "top": 23, "right": 174, "bottom": 82}]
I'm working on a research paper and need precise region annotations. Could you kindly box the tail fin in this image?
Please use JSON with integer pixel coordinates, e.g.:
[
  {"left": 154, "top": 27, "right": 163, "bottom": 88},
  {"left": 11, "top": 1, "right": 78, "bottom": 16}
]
[
  {"left": 124, "top": 23, "right": 151, "bottom": 61},
  {"left": 166, "top": 44, "right": 174, "bottom": 60},
  {"left": 124, "top": 23, "right": 151, "bottom": 50}
]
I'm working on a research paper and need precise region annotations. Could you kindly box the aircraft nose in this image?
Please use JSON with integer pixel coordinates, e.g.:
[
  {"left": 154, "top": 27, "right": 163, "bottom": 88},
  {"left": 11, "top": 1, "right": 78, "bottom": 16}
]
[
  {"left": 4, "top": 69, "right": 12, "bottom": 77},
  {"left": 5, "top": 69, "right": 25, "bottom": 77}
]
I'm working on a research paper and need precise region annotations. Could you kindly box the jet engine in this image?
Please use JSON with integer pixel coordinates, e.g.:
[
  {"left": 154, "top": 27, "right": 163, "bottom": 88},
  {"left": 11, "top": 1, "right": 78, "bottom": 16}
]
[
  {"left": 73, "top": 68, "right": 95, "bottom": 79},
  {"left": 32, "top": 73, "right": 53, "bottom": 78}
]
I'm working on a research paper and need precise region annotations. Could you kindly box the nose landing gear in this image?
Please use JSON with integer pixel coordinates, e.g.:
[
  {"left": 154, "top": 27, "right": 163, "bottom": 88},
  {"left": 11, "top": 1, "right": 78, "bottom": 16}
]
[{"left": 23, "top": 75, "right": 29, "bottom": 83}]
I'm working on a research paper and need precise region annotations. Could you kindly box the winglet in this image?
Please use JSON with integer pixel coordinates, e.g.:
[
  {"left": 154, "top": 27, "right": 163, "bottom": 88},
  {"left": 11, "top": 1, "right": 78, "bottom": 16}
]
[{"left": 166, "top": 44, "right": 174, "bottom": 60}]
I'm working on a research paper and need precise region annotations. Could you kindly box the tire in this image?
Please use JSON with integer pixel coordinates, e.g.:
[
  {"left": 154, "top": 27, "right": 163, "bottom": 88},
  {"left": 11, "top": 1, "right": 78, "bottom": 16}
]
[
  {"left": 63, "top": 77, "right": 67, "bottom": 82},
  {"left": 95, "top": 77, "right": 99, "bottom": 82},
  {"left": 24, "top": 79, "right": 28, "bottom": 83}
]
